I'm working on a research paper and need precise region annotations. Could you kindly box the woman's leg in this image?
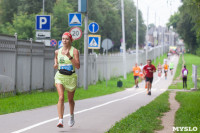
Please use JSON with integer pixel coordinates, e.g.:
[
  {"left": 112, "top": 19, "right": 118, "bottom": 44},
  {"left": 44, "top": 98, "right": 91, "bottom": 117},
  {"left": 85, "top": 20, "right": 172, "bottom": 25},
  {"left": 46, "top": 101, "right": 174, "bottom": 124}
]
[
  {"left": 68, "top": 90, "right": 75, "bottom": 115},
  {"left": 56, "top": 84, "right": 65, "bottom": 119}
]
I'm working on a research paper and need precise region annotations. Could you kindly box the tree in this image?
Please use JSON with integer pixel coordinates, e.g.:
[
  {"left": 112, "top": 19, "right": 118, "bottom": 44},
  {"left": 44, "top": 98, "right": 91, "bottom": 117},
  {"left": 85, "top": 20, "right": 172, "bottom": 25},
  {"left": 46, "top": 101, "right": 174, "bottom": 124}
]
[
  {"left": 167, "top": 0, "right": 200, "bottom": 55},
  {"left": 17, "top": 0, "right": 56, "bottom": 14},
  {"left": 0, "top": 13, "right": 35, "bottom": 40},
  {"left": 0, "top": 0, "right": 19, "bottom": 24}
]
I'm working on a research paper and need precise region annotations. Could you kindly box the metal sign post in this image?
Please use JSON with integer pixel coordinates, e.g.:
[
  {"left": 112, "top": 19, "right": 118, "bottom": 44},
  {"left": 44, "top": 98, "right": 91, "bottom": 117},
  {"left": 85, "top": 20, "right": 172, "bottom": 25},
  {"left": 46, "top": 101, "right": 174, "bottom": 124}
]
[
  {"left": 102, "top": 38, "right": 113, "bottom": 87},
  {"left": 83, "top": 0, "right": 88, "bottom": 90}
]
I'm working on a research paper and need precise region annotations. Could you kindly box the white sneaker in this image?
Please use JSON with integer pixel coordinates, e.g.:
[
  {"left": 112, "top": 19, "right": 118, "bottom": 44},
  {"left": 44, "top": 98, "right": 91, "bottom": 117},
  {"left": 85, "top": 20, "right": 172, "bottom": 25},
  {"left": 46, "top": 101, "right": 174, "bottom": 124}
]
[
  {"left": 57, "top": 119, "right": 63, "bottom": 128},
  {"left": 68, "top": 114, "right": 75, "bottom": 127}
]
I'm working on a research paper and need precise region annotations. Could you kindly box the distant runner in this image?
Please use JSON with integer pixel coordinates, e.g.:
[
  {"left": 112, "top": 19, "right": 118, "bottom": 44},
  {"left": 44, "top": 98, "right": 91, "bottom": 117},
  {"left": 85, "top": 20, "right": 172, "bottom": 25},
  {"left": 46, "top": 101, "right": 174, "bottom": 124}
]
[
  {"left": 133, "top": 63, "right": 141, "bottom": 88},
  {"left": 163, "top": 61, "right": 169, "bottom": 80},
  {"left": 143, "top": 59, "right": 156, "bottom": 95},
  {"left": 182, "top": 65, "right": 188, "bottom": 89},
  {"left": 169, "top": 62, "right": 174, "bottom": 75},
  {"left": 139, "top": 63, "right": 144, "bottom": 81},
  {"left": 157, "top": 62, "right": 162, "bottom": 77}
]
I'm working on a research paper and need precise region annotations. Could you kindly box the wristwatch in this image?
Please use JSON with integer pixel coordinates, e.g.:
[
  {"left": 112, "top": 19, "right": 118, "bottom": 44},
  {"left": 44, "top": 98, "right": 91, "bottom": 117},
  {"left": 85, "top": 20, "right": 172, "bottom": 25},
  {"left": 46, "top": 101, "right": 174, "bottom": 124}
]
[{"left": 69, "top": 56, "right": 73, "bottom": 60}]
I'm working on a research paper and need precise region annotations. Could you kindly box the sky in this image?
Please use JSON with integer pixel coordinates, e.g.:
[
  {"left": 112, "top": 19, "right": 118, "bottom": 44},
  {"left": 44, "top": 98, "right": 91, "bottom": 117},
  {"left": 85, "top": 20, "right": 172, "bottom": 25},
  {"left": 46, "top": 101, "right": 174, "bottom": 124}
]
[{"left": 132, "top": 0, "right": 182, "bottom": 27}]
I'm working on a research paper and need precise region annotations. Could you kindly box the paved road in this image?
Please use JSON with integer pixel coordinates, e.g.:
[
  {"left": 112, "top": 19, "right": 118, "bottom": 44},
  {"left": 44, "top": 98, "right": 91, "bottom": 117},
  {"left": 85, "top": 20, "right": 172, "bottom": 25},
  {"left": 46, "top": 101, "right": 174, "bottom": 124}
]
[{"left": 0, "top": 56, "right": 179, "bottom": 133}]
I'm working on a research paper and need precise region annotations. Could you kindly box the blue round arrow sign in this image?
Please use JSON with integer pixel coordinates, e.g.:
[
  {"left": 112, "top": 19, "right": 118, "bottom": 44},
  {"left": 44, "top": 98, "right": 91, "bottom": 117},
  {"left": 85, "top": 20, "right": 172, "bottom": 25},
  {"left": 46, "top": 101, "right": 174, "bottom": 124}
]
[{"left": 88, "top": 22, "right": 99, "bottom": 33}]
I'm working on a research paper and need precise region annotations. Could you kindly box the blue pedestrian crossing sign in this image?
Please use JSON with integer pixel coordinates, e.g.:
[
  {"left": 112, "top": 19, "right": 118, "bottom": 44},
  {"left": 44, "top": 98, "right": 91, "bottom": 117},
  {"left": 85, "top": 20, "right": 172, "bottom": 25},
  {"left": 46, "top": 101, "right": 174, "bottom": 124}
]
[
  {"left": 68, "top": 13, "right": 82, "bottom": 27},
  {"left": 58, "top": 40, "right": 63, "bottom": 49},
  {"left": 88, "top": 22, "right": 99, "bottom": 33},
  {"left": 88, "top": 35, "right": 101, "bottom": 49},
  {"left": 36, "top": 15, "right": 51, "bottom": 30}
]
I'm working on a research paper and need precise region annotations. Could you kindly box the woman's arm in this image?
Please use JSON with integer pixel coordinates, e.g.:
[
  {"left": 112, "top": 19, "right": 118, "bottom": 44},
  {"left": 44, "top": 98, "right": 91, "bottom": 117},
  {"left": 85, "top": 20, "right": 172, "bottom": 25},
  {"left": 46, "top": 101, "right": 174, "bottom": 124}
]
[
  {"left": 71, "top": 48, "right": 80, "bottom": 69},
  {"left": 54, "top": 50, "right": 58, "bottom": 69}
]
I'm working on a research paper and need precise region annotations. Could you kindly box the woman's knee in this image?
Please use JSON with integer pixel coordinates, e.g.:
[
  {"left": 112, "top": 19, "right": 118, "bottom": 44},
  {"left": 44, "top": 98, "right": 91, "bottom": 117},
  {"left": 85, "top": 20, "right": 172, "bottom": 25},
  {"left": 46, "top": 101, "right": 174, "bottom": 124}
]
[
  {"left": 59, "top": 95, "right": 64, "bottom": 102},
  {"left": 68, "top": 98, "right": 74, "bottom": 104}
]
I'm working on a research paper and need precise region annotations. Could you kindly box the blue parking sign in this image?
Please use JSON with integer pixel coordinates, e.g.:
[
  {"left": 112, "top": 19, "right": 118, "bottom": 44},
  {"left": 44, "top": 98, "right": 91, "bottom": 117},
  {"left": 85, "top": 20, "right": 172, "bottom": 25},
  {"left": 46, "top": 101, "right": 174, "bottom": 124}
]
[{"left": 36, "top": 15, "right": 51, "bottom": 30}]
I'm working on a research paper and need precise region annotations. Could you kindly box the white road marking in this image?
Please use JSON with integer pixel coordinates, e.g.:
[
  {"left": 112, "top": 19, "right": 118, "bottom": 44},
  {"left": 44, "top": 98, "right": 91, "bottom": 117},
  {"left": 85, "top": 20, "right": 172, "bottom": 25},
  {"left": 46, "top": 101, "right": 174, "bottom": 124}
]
[
  {"left": 12, "top": 73, "right": 166, "bottom": 133},
  {"left": 12, "top": 91, "right": 145, "bottom": 133}
]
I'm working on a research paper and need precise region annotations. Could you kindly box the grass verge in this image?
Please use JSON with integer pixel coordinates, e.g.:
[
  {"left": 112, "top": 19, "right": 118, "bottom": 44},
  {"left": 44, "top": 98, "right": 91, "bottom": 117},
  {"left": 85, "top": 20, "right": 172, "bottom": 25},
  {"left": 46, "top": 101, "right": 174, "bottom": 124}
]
[
  {"left": 0, "top": 53, "right": 168, "bottom": 115},
  {"left": 169, "top": 54, "right": 200, "bottom": 89},
  {"left": 107, "top": 91, "right": 170, "bottom": 133},
  {"left": 174, "top": 54, "right": 183, "bottom": 80},
  {"left": 0, "top": 73, "right": 134, "bottom": 115},
  {"left": 175, "top": 91, "right": 200, "bottom": 131}
]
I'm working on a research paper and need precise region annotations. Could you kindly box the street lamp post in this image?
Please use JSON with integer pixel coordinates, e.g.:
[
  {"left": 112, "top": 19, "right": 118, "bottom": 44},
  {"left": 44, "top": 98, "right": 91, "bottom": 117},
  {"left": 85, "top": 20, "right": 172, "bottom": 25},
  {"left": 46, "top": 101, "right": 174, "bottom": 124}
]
[
  {"left": 121, "top": 0, "right": 127, "bottom": 79},
  {"left": 136, "top": 0, "right": 139, "bottom": 64}
]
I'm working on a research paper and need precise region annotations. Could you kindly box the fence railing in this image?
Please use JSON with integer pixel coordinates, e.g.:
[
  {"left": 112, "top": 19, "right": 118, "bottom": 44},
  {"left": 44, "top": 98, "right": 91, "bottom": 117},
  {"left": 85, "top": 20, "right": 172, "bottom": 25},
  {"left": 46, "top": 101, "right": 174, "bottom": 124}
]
[{"left": 0, "top": 33, "right": 169, "bottom": 97}]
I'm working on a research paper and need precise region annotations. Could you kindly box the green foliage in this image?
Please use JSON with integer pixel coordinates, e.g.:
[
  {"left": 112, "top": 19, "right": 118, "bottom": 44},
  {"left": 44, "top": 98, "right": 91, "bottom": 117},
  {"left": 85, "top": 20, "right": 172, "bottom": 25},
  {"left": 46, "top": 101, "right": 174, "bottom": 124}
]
[
  {"left": 0, "top": 0, "right": 19, "bottom": 24},
  {"left": 0, "top": 13, "right": 35, "bottom": 40},
  {"left": 0, "top": 0, "right": 146, "bottom": 52},
  {"left": 167, "top": 0, "right": 200, "bottom": 55},
  {"left": 167, "top": 12, "right": 180, "bottom": 29}
]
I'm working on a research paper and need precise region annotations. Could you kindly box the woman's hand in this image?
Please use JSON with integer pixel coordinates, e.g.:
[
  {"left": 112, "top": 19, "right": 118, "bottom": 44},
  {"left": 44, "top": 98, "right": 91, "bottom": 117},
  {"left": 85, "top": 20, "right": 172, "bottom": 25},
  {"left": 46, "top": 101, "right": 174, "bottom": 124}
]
[
  {"left": 65, "top": 49, "right": 71, "bottom": 58},
  {"left": 54, "top": 63, "right": 58, "bottom": 69}
]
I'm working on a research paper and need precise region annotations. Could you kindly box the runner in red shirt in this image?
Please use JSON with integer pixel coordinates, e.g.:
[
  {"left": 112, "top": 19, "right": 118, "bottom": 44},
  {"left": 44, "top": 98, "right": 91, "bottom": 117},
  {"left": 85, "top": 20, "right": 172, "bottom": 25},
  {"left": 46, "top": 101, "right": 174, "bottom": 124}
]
[{"left": 143, "top": 59, "right": 156, "bottom": 95}]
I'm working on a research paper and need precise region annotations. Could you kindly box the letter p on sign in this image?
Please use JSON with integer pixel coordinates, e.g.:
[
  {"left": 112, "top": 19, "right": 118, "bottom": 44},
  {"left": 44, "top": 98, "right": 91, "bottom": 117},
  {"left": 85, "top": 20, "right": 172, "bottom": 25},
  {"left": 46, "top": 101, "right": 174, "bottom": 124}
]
[
  {"left": 36, "top": 15, "right": 51, "bottom": 30},
  {"left": 40, "top": 17, "right": 47, "bottom": 29}
]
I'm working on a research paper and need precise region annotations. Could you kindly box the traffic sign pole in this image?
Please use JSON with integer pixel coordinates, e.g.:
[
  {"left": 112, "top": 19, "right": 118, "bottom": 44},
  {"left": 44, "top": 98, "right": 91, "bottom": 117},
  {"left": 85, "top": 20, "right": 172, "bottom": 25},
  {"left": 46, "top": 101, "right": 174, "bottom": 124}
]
[{"left": 83, "top": 0, "right": 88, "bottom": 90}]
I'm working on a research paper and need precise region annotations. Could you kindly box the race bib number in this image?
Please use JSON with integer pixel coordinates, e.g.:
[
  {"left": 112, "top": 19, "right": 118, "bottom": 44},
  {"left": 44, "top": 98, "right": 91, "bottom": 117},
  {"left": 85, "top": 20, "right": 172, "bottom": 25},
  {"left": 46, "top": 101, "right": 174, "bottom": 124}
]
[
  {"left": 60, "top": 64, "right": 73, "bottom": 71},
  {"left": 135, "top": 70, "right": 139, "bottom": 73}
]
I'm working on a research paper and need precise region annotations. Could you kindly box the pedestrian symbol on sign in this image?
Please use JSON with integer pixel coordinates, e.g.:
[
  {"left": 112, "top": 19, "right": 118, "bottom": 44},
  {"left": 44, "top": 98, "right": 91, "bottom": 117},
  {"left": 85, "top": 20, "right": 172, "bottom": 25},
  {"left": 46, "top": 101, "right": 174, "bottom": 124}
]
[
  {"left": 90, "top": 38, "right": 98, "bottom": 46},
  {"left": 88, "top": 35, "right": 101, "bottom": 49}
]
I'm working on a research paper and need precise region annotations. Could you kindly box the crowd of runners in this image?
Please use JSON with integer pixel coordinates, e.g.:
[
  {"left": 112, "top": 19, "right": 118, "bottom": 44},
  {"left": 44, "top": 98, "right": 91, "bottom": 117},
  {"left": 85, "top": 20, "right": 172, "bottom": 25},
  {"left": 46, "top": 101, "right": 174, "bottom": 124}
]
[{"left": 132, "top": 53, "right": 177, "bottom": 96}]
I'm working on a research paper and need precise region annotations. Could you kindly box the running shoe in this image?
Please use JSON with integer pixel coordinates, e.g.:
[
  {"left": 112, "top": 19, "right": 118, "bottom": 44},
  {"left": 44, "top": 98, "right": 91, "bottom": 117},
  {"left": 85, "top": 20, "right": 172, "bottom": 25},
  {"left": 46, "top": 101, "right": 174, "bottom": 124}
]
[
  {"left": 148, "top": 91, "right": 151, "bottom": 95},
  {"left": 57, "top": 120, "right": 63, "bottom": 128},
  {"left": 68, "top": 114, "right": 75, "bottom": 127}
]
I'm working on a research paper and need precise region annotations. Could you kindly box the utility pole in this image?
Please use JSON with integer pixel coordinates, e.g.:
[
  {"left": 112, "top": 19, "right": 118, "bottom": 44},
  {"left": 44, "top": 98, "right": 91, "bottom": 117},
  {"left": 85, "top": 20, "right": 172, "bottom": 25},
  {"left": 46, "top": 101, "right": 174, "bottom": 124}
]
[
  {"left": 121, "top": 0, "right": 127, "bottom": 79},
  {"left": 154, "top": 12, "right": 157, "bottom": 63},
  {"left": 136, "top": 0, "right": 139, "bottom": 64},
  {"left": 83, "top": 0, "right": 88, "bottom": 89},
  {"left": 43, "top": 0, "right": 45, "bottom": 15},
  {"left": 146, "top": 6, "right": 149, "bottom": 61}
]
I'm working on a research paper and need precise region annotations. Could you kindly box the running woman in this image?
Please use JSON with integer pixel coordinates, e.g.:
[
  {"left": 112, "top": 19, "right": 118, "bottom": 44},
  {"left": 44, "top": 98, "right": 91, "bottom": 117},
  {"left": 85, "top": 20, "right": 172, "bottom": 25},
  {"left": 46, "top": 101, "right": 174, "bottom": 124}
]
[
  {"left": 54, "top": 32, "right": 80, "bottom": 128},
  {"left": 133, "top": 63, "right": 141, "bottom": 88},
  {"left": 143, "top": 59, "right": 156, "bottom": 95},
  {"left": 163, "top": 61, "right": 169, "bottom": 80},
  {"left": 139, "top": 63, "right": 144, "bottom": 81},
  {"left": 182, "top": 65, "right": 188, "bottom": 89},
  {"left": 169, "top": 62, "right": 174, "bottom": 75},
  {"left": 157, "top": 62, "right": 162, "bottom": 77}
]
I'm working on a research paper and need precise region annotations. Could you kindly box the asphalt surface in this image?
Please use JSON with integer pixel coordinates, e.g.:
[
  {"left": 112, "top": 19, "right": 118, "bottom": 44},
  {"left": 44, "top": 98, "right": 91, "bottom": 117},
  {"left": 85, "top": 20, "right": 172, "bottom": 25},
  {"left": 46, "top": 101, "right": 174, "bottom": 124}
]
[{"left": 0, "top": 55, "right": 179, "bottom": 133}]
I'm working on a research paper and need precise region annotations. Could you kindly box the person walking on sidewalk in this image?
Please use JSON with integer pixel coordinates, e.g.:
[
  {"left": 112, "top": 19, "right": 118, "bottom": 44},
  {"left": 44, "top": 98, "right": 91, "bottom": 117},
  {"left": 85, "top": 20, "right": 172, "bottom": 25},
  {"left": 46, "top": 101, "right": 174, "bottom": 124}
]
[
  {"left": 143, "top": 59, "right": 156, "bottom": 95},
  {"left": 169, "top": 62, "right": 174, "bottom": 75},
  {"left": 54, "top": 32, "right": 80, "bottom": 128},
  {"left": 133, "top": 63, "right": 141, "bottom": 88},
  {"left": 163, "top": 61, "right": 169, "bottom": 80},
  {"left": 182, "top": 65, "right": 188, "bottom": 89}
]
